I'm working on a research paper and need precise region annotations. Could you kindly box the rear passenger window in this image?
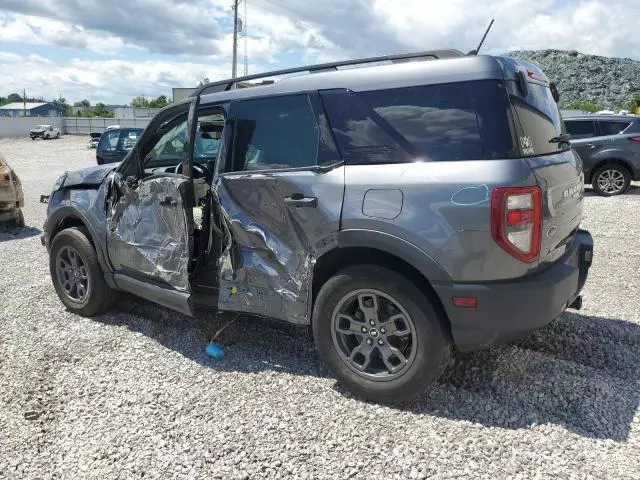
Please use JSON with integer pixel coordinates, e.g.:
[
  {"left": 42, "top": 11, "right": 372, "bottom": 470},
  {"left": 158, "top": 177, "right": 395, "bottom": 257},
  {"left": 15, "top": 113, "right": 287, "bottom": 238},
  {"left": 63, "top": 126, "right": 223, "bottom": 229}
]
[
  {"left": 98, "top": 130, "right": 121, "bottom": 152},
  {"left": 360, "top": 83, "right": 483, "bottom": 161},
  {"left": 598, "top": 121, "right": 631, "bottom": 136},
  {"left": 320, "top": 90, "right": 408, "bottom": 164},
  {"left": 230, "top": 94, "right": 319, "bottom": 172},
  {"left": 321, "top": 82, "right": 519, "bottom": 163},
  {"left": 565, "top": 120, "right": 596, "bottom": 139}
]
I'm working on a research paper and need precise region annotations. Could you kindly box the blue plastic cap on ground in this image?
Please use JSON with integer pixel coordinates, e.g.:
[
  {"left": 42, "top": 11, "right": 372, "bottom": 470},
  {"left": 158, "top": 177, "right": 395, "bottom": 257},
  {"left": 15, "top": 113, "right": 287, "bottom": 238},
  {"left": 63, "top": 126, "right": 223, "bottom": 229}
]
[{"left": 205, "top": 342, "right": 224, "bottom": 360}]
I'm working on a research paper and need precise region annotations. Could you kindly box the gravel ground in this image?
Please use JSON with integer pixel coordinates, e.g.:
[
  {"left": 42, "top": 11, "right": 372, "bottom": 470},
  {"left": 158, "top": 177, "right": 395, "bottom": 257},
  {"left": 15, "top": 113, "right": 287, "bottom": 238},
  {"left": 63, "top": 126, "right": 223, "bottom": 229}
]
[{"left": 0, "top": 135, "right": 639, "bottom": 479}]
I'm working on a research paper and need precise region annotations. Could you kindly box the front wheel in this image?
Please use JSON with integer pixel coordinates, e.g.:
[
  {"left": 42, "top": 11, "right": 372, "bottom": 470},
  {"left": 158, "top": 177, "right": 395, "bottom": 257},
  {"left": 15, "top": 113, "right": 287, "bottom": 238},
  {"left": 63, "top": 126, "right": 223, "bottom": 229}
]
[
  {"left": 56, "top": 132, "right": 60, "bottom": 139},
  {"left": 312, "top": 265, "right": 451, "bottom": 403},
  {"left": 49, "top": 227, "right": 116, "bottom": 316},
  {"left": 592, "top": 164, "right": 631, "bottom": 196}
]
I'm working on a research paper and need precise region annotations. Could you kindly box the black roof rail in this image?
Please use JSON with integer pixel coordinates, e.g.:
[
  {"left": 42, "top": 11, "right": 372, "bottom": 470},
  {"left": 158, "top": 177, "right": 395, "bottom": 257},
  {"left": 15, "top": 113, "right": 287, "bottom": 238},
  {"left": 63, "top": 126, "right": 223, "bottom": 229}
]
[{"left": 191, "top": 49, "right": 465, "bottom": 97}]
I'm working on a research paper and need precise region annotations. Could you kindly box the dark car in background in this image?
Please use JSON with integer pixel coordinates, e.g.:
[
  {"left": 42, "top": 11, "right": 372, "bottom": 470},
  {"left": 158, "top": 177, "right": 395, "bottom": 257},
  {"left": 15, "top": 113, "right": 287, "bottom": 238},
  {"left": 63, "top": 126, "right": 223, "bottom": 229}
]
[
  {"left": 565, "top": 115, "right": 640, "bottom": 195},
  {"left": 96, "top": 127, "right": 144, "bottom": 165}
]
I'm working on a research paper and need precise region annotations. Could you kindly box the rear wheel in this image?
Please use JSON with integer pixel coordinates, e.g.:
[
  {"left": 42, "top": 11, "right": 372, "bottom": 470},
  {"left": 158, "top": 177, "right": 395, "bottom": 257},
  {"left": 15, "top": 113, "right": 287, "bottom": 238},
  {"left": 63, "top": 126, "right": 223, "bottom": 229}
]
[
  {"left": 13, "top": 210, "right": 24, "bottom": 228},
  {"left": 49, "top": 227, "right": 116, "bottom": 316},
  {"left": 592, "top": 164, "right": 631, "bottom": 196},
  {"left": 313, "top": 265, "right": 450, "bottom": 403},
  {"left": 56, "top": 132, "right": 60, "bottom": 139}
]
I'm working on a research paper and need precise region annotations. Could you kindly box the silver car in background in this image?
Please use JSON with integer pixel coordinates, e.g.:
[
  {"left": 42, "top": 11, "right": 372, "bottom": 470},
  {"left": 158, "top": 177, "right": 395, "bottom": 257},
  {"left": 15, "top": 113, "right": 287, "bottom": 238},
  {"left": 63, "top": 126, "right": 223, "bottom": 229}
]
[{"left": 565, "top": 114, "right": 640, "bottom": 195}]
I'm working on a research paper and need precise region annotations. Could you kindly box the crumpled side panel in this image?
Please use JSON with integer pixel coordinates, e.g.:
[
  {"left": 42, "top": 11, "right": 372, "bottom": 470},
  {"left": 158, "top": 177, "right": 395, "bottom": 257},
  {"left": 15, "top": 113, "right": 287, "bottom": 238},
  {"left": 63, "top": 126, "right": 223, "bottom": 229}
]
[
  {"left": 108, "top": 176, "right": 191, "bottom": 291},
  {"left": 214, "top": 176, "right": 313, "bottom": 324}
]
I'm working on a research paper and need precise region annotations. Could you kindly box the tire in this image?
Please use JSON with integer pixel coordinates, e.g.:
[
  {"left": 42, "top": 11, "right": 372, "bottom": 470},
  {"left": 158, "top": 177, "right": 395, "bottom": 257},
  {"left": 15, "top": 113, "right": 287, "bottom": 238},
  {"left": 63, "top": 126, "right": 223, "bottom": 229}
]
[
  {"left": 49, "top": 227, "right": 117, "bottom": 316},
  {"left": 591, "top": 164, "right": 631, "bottom": 196},
  {"left": 56, "top": 132, "right": 60, "bottom": 139},
  {"left": 31, "top": 137, "right": 35, "bottom": 141},
  {"left": 13, "top": 210, "right": 25, "bottom": 228},
  {"left": 312, "top": 265, "right": 451, "bottom": 403}
]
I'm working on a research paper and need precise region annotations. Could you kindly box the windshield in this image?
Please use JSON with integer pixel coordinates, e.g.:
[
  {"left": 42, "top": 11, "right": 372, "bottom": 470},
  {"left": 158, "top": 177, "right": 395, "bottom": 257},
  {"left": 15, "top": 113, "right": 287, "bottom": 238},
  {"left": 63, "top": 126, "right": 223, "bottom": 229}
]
[
  {"left": 36, "top": 125, "right": 49, "bottom": 129},
  {"left": 506, "top": 81, "right": 567, "bottom": 157}
]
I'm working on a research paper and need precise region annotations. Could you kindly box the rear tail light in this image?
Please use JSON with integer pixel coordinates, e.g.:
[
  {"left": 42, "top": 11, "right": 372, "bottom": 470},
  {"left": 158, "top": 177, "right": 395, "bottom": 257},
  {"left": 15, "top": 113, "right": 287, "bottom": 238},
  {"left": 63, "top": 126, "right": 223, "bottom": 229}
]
[
  {"left": 629, "top": 136, "right": 640, "bottom": 143},
  {"left": 491, "top": 186, "right": 542, "bottom": 263},
  {"left": 96, "top": 155, "right": 104, "bottom": 165}
]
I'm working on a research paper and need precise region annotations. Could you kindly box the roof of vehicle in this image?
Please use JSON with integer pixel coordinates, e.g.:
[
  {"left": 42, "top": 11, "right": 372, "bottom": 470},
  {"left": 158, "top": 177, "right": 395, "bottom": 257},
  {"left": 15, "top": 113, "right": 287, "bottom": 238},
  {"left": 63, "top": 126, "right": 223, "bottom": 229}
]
[
  {"left": 563, "top": 114, "right": 640, "bottom": 122},
  {"left": 0, "top": 102, "right": 49, "bottom": 110},
  {"left": 198, "top": 54, "right": 517, "bottom": 106}
]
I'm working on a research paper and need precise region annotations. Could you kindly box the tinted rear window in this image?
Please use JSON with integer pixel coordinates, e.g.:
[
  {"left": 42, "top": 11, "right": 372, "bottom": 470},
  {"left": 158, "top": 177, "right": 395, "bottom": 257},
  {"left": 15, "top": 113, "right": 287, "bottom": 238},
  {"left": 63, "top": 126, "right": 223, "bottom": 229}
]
[
  {"left": 598, "top": 120, "right": 631, "bottom": 136},
  {"left": 506, "top": 81, "right": 567, "bottom": 157},
  {"left": 360, "top": 83, "right": 483, "bottom": 161},
  {"left": 320, "top": 81, "right": 518, "bottom": 164},
  {"left": 565, "top": 120, "right": 597, "bottom": 139}
]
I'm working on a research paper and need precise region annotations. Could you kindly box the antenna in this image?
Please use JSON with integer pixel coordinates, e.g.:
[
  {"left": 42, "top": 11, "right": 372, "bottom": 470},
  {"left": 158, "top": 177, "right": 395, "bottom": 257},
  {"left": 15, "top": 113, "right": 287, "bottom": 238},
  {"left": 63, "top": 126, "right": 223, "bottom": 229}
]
[{"left": 468, "top": 19, "right": 494, "bottom": 55}]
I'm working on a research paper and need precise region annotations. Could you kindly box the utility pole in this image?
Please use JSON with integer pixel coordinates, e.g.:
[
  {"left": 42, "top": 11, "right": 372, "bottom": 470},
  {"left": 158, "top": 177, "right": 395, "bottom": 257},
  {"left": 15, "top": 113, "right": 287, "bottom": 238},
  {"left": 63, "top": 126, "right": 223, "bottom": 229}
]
[
  {"left": 23, "top": 88, "right": 26, "bottom": 117},
  {"left": 232, "top": 0, "right": 240, "bottom": 79}
]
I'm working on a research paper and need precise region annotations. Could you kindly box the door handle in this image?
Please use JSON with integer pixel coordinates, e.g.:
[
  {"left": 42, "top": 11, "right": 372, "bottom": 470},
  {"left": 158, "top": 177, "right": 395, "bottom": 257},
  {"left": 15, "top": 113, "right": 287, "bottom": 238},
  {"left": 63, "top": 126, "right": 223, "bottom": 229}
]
[
  {"left": 284, "top": 193, "right": 317, "bottom": 208},
  {"left": 160, "top": 196, "right": 177, "bottom": 207}
]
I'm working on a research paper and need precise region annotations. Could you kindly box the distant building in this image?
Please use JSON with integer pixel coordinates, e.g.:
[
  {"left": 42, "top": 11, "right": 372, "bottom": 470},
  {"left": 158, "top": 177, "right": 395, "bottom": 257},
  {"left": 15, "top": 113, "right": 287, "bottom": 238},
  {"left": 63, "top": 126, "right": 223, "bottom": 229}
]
[
  {"left": 0, "top": 102, "right": 65, "bottom": 117},
  {"left": 113, "top": 107, "right": 162, "bottom": 119}
]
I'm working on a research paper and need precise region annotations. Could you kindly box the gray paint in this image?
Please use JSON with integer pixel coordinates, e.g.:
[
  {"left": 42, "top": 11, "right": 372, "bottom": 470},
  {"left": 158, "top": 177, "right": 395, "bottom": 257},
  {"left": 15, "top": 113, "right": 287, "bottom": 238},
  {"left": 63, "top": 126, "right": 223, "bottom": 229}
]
[
  {"left": 362, "top": 189, "right": 403, "bottom": 219},
  {"left": 567, "top": 115, "right": 640, "bottom": 181},
  {"left": 213, "top": 167, "right": 344, "bottom": 324},
  {"left": 41, "top": 52, "right": 590, "bottom": 353},
  {"left": 341, "top": 160, "right": 548, "bottom": 282},
  {"left": 106, "top": 174, "right": 192, "bottom": 291}
]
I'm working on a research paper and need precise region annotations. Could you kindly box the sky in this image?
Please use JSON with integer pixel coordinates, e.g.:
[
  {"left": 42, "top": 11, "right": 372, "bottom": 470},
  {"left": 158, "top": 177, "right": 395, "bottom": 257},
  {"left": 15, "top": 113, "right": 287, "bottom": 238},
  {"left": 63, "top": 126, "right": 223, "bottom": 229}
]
[{"left": 0, "top": 0, "right": 639, "bottom": 105}]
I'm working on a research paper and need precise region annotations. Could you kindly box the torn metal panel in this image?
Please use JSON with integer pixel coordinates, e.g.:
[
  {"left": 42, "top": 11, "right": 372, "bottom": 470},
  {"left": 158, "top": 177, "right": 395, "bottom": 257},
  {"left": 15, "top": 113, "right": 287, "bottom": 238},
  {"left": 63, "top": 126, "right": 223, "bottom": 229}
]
[
  {"left": 107, "top": 175, "right": 192, "bottom": 291},
  {"left": 213, "top": 168, "right": 344, "bottom": 324},
  {"left": 0, "top": 152, "right": 24, "bottom": 221}
]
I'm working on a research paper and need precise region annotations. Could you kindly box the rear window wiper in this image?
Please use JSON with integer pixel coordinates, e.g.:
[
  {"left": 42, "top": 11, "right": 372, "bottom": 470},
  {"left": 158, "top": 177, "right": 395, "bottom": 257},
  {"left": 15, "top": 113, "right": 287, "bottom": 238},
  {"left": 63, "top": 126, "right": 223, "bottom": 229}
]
[{"left": 549, "top": 134, "right": 571, "bottom": 144}]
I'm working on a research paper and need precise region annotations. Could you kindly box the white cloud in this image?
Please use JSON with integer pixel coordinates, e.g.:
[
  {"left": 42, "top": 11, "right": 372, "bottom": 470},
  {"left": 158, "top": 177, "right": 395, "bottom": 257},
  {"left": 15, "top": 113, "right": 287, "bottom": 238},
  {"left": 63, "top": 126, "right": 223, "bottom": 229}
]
[
  {"left": 1, "top": 0, "right": 640, "bottom": 103},
  {"left": 0, "top": 52, "right": 236, "bottom": 104}
]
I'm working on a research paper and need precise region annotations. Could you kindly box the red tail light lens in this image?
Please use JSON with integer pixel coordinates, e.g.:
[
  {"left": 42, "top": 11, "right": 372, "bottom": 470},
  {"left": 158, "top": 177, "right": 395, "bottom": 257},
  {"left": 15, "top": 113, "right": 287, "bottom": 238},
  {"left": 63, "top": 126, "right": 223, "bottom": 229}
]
[
  {"left": 491, "top": 186, "right": 542, "bottom": 263},
  {"left": 630, "top": 136, "right": 640, "bottom": 143}
]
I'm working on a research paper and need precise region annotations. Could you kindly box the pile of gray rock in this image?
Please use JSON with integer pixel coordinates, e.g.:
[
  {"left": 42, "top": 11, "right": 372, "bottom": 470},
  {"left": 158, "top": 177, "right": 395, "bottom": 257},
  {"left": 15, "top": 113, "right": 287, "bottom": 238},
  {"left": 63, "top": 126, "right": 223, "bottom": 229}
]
[{"left": 506, "top": 49, "right": 640, "bottom": 110}]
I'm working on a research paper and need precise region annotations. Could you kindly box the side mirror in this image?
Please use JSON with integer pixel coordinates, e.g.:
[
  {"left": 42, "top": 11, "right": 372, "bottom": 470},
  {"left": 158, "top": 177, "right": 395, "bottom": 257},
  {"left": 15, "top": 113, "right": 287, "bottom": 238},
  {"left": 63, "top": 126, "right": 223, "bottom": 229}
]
[{"left": 550, "top": 82, "right": 560, "bottom": 103}]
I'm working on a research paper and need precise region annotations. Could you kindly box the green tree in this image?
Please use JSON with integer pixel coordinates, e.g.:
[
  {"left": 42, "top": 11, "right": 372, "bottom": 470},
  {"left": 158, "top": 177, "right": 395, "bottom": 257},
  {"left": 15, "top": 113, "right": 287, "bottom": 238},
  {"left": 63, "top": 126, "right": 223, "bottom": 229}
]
[
  {"left": 131, "top": 96, "right": 150, "bottom": 108},
  {"left": 149, "top": 95, "right": 170, "bottom": 108},
  {"left": 563, "top": 100, "right": 602, "bottom": 113},
  {"left": 74, "top": 99, "right": 91, "bottom": 108},
  {"left": 629, "top": 94, "right": 640, "bottom": 115},
  {"left": 7, "top": 93, "right": 22, "bottom": 103},
  {"left": 198, "top": 77, "right": 210, "bottom": 87},
  {"left": 93, "top": 103, "right": 114, "bottom": 117}
]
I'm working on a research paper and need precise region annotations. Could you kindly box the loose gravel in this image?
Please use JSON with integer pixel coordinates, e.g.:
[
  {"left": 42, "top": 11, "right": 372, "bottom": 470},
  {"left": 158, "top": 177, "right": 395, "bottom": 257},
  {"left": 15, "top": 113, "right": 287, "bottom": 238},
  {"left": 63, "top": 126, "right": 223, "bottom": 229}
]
[{"left": 0, "top": 135, "right": 639, "bottom": 479}]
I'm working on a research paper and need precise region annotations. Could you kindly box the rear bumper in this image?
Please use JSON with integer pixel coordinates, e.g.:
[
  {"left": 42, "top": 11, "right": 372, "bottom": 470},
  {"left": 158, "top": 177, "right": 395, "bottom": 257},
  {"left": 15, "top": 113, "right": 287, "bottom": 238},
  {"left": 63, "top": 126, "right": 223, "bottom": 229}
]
[{"left": 433, "top": 229, "right": 593, "bottom": 351}]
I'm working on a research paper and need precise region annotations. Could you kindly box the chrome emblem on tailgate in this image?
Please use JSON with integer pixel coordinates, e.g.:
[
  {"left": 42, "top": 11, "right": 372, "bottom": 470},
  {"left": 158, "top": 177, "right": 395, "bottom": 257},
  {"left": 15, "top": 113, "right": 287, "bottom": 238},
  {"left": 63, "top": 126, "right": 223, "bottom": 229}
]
[{"left": 562, "top": 183, "right": 582, "bottom": 198}]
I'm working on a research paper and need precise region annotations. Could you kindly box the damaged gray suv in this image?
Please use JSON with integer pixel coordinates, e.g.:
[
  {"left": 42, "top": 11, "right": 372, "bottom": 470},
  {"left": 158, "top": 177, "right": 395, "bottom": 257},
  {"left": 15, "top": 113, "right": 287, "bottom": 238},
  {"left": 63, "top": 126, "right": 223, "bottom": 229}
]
[{"left": 42, "top": 50, "right": 593, "bottom": 402}]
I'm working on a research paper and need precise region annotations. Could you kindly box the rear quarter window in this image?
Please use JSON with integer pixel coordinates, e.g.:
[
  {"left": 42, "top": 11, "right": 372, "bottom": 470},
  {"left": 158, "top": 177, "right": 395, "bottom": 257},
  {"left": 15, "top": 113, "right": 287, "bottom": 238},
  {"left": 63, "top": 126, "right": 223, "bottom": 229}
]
[
  {"left": 565, "top": 120, "right": 597, "bottom": 139},
  {"left": 598, "top": 120, "right": 632, "bottom": 136},
  {"left": 506, "top": 81, "right": 567, "bottom": 157}
]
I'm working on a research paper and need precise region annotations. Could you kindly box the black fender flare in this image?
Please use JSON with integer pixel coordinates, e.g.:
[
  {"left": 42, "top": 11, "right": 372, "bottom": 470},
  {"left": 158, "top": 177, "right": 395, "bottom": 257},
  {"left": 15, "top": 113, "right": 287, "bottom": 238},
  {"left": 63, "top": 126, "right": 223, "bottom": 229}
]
[
  {"left": 336, "top": 229, "right": 452, "bottom": 283},
  {"left": 44, "top": 204, "right": 113, "bottom": 275}
]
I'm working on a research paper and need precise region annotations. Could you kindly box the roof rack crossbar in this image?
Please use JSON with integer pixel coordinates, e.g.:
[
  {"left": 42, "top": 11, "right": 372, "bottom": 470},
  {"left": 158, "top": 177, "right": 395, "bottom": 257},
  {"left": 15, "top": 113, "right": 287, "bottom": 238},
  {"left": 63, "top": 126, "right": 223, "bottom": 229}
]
[{"left": 192, "top": 49, "right": 464, "bottom": 97}]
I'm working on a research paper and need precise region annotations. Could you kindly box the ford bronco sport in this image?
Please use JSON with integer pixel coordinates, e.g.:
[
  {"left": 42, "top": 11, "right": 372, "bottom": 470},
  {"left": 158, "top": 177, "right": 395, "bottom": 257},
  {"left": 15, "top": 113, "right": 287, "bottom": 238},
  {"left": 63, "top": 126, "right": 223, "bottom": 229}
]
[{"left": 42, "top": 50, "right": 593, "bottom": 402}]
